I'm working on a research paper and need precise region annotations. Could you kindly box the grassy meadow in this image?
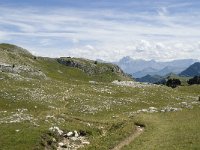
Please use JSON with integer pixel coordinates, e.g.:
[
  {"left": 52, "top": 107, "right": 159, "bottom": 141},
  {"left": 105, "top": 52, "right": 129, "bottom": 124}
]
[{"left": 0, "top": 44, "right": 200, "bottom": 150}]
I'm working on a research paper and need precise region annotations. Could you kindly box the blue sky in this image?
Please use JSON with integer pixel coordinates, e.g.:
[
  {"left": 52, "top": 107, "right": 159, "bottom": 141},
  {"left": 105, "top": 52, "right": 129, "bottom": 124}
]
[{"left": 0, "top": 0, "right": 200, "bottom": 61}]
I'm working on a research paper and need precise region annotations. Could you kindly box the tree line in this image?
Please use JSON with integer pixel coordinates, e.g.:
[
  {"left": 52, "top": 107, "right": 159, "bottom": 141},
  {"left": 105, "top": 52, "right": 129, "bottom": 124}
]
[{"left": 165, "top": 76, "right": 200, "bottom": 88}]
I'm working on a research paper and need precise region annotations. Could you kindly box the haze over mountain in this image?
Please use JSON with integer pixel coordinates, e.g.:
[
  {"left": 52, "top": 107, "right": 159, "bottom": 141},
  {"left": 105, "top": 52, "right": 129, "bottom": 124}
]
[
  {"left": 114, "top": 56, "right": 199, "bottom": 78},
  {"left": 135, "top": 74, "right": 164, "bottom": 84}
]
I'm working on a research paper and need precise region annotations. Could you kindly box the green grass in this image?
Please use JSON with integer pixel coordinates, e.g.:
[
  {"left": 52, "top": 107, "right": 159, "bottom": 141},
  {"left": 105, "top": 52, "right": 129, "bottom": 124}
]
[
  {"left": 0, "top": 43, "right": 200, "bottom": 149},
  {"left": 1, "top": 73, "right": 199, "bottom": 149},
  {"left": 124, "top": 106, "right": 200, "bottom": 150}
]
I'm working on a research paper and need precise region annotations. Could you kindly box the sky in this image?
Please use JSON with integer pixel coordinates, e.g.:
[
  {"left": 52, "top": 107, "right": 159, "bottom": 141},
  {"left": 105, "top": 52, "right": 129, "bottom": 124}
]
[{"left": 0, "top": 0, "right": 200, "bottom": 61}]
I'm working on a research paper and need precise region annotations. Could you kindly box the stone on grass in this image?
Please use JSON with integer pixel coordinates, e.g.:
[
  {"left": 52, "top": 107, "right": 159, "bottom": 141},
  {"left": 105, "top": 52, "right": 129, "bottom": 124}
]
[
  {"left": 74, "top": 130, "right": 79, "bottom": 137},
  {"left": 49, "top": 126, "right": 63, "bottom": 135},
  {"left": 66, "top": 131, "right": 73, "bottom": 137},
  {"left": 58, "top": 142, "right": 64, "bottom": 147}
]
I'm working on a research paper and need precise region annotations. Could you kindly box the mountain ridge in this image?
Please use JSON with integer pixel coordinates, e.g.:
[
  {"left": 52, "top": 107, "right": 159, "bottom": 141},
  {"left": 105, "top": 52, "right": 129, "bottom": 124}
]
[
  {"left": 114, "top": 56, "right": 199, "bottom": 78},
  {"left": 179, "top": 62, "right": 200, "bottom": 77}
]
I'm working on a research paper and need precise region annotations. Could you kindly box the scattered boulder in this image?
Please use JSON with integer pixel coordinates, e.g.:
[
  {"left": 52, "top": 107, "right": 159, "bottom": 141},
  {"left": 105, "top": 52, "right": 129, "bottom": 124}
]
[
  {"left": 160, "top": 106, "right": 182, "bottom": 112},
  {"left": 49, "top": 126, "right": 63, "bottom": 135},
  {"left": 66, "top": 131, "right": 73, "bottom": 137},
  {"left": 74, "top": 130, "right": 79, "bottom": 137},
  {"left": 46, "top": 127, "right": 90, "bottom": 150},
  {"left": 136, "top": 107, "right": 158, "bottom": 114},
  {"left": 58, "top": 142, "right": 64, "bottom": 147},
  {"left": 112, "top": 80, "right": 157, "bottom": 88}
]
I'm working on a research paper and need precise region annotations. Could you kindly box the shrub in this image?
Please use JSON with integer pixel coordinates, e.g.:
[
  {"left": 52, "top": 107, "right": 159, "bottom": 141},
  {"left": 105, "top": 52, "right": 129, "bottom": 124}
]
[
  {"left": 188, "top": 76, "right": 200, "bottom": 85},
  {"left": 166, "top": 78, "right": 181, "bottom": 88}
]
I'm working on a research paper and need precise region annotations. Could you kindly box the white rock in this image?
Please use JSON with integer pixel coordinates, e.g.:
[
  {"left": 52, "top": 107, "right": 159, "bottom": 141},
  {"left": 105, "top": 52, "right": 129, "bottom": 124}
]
[
  {"left": 181, "top": 102, "right": 187, "bottom": 105},
  {"left": 141, "top": 109, "right": 148, "bottom": 112},
  {"left": 67, "top": 131, "right": 73, "bottom": 137},
  {"left": 149, "top": 109, "right": 156, "bottom": 113},
  {"left": 191, "top": 101, "right": 199, "bottom": 104},
  {"left": 74, "top": 130, "right": 79, "bottom": 137},
  {"left": 57, "top": 129, "right": 63, "bottom": 135},
  {"left": 149, "top": 107, "right": 157, "bottom": 110},
  {"left": 49, "top": 126, "right": 63, "bottom": 135},
  {"left": 71, "top": 137, "right": 78, "bottom": 141},
  {"left": 160, "top": 110, "right": 165, "bottom": 112},
  {"left": 89, "top": 81, "right": 97, "bottom": 84},
  {"left": 58, "top": 142, "right": 64, "bottom": 146},
  {"left": 52, "top": 138, "right": 56, "bottom": 142},
  {"left": 82, "top": 141, "right": 90, "bottom": 145},
  {"left": 49, "top": 127, "right": 53, "bottom": 131}
]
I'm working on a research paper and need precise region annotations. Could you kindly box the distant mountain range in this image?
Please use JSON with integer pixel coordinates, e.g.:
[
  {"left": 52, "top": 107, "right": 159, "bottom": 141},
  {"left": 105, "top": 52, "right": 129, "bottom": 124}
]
[
  {"left": 114, "top": 56, "right": 199, "bottom": 78},
  {"left": 135, "top": 62, "right": 200, "bottom": 84},
  {"left": 179, "top": 62, "right": 200, "bottom": 77}
]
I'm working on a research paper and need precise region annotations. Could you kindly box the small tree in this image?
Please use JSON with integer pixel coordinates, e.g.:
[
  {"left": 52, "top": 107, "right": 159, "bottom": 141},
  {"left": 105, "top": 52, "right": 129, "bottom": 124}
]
[
  {"left": 166, "top": 78, "right": 181, "bottom": 88},
  {"left": 188, "top": 76, "right": 200, "bottom": 85}
]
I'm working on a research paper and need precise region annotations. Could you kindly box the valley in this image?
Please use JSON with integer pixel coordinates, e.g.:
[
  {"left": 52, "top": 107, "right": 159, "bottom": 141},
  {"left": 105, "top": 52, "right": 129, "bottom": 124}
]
[{"left": 0, "top": 44, "right": 200, "bottom": 149}]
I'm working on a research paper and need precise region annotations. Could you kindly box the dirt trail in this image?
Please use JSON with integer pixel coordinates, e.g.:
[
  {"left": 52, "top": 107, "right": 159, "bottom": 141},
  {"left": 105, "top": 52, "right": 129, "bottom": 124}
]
[{"left": 111, "top": 126, "right": 144, "bottom": 150}]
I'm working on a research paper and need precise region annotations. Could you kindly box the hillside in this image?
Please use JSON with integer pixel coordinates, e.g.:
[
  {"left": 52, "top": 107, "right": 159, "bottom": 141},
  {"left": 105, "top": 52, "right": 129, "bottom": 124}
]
[
  {"left": 0, "top": 44, "right": 200, "bottom": 150},
  {"left": 135, "top": 74, "right": 164, "bottom": 83},
  {"left": 136, "top": 73, "right": 191, "bottom": 85},
  {"left": 0, "top": 43, "right": 130, "bottom": 82},
  {"left": 180, "top": 62, "right": 200, "bottom": 77},
  {"left": 0, "top": 43, "right": 34, "bottom": 66}
]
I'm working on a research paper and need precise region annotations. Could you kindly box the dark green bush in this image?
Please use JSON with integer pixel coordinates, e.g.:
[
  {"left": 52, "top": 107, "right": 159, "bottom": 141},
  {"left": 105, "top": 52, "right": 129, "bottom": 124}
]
[
  {"left": 188, "top": 76, "right": 200, "bottom": 85},
  {"left": 166, "top": 78, "right": 181, "bottom": 88}
]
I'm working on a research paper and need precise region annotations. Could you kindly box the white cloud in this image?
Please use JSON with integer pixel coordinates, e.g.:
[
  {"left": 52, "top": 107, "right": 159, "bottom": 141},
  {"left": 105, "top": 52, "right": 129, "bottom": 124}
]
[
  {"left": 72, "top": 38, "right": 79, "bottom": 44},
  {"left": 0, "top": 5, "right": 200, "bottom": 61},
  {"left": 155, "top": 42, "right": 165, "bottom": 50},
  {"left": 85, "top": 45, "right": 95, "bottom": 50},
  {"left": 58, "top": 40, "right": 199, "bottom": 62},
  {"left": 197, "top": 41, "right": 200, "bottom": 49},
  {"left": 39, "top": 39, "right": 51, "bottom": 46},
  {"left": 157, "top": 7, "right": 169, "bottom": 16},
  {"left": 0, "top": 31, "right": 11, "bottom": 41}
]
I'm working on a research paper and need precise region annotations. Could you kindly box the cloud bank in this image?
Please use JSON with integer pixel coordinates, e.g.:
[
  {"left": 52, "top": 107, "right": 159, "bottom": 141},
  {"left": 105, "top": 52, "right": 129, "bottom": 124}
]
[{"left": 0, "top": 0, "right": 200, "bottom": 61}]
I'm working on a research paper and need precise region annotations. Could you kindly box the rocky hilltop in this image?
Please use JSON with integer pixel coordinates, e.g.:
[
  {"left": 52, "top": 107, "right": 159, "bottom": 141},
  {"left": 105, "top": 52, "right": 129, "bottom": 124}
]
[
  {"left": 0, "top": 43, "right": 130, "bottom": 82},
  {"left": 57, "top": 57, "right": 126, "bottom": 76}
]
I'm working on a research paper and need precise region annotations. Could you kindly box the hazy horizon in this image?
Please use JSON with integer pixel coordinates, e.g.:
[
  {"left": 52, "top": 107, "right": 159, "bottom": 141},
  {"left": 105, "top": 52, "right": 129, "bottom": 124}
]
[{"left": 0, "top": 0, "right": 200, "bottom": 61}]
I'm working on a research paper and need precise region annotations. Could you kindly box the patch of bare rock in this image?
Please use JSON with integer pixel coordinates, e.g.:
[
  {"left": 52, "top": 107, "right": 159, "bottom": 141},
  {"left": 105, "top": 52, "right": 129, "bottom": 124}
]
[
  {"left": 112, "top": 80, "right": 158, "bottom": 88},
  {"left": 45, "top": 126, "right": 90, "bottom": 150}
]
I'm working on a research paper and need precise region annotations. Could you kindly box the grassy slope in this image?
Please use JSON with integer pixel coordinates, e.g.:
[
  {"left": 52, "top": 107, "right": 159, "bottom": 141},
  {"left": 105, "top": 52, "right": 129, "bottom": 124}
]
[
  {"left": 123, "top": 85, "right": 200, "bottom": 150},
  {"left": 124, "top": 107, "right": 200, "bottom": 150},
  {"left": 1, "top": 76, "right": 199, "bottom": 150},
  {"left": 0, "top": 44, "right": 200, "bottom": 150}
]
